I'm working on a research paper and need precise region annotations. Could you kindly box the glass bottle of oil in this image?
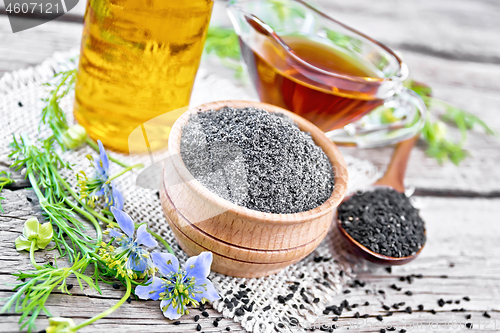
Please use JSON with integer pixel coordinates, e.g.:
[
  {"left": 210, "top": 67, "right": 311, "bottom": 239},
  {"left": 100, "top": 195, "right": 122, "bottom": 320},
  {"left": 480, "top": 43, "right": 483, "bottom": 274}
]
[{"left": 74, "top": 0, "right": 214, "bottom": 152}]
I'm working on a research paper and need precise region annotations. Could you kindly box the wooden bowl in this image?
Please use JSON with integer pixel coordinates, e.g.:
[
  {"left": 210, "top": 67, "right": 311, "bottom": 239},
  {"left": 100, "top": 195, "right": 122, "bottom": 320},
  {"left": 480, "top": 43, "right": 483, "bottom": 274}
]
[{"left": 160, "top": 100, "right": 348, "bottom": 277}]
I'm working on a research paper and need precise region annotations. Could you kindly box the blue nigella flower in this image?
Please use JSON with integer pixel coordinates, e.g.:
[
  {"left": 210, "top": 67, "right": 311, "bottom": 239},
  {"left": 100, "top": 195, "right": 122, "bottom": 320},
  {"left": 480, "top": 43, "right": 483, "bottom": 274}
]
[
  {"left": 77, "top": 140, "right": 124, "bottom": 210},
  {"left": 135, "top": 252, "right": 220, "bottom": 319},
  {"left": 106, "top": 207, "right": 158, "bottom": 279}
]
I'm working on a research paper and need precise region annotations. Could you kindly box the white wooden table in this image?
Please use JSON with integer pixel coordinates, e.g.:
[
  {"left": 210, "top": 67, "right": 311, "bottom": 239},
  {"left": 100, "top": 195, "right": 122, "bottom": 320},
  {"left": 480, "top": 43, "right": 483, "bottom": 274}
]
[{"left": 1, "top": 1, "right": 500, "bottom": 332}]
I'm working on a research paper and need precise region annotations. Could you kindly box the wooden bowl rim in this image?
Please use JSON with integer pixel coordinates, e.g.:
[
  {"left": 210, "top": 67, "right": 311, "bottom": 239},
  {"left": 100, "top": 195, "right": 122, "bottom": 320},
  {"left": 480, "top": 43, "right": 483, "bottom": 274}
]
[{"left": 167, "top": 100, "right": 348, "bottom": 224}]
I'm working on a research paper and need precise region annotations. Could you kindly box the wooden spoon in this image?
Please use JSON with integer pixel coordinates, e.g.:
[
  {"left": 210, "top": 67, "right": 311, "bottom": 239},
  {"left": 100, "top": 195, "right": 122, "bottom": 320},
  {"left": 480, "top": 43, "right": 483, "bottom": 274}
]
[{"left": 336, "top": 136, "right": 426, "bottom": 265}]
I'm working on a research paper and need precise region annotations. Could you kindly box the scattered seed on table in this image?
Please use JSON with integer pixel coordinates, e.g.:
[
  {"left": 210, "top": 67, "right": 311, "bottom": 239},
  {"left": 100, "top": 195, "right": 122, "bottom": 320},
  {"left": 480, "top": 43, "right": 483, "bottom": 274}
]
[
  {"left": 466, "top": 323, "right": 473, "bottom": 329},
  {"left": 126, "top": 297, "right": 132, "bottom": 304},
  {"left": 398, "top": 302, "right": 405, "bottom": 306},
  {"left": 376, "top": 315, "right": 383, "bottom": 321},
  {"left": 463, "top": 296, "right": 470, "bottom": 301},
  {"left": 387, "top": 327, "right": 396, "bottom": 332},
  {"left": 405, "top": 291, "right": 413, "bottom": 296},
  {"left": 378, "top": 290, "right": 385, "bottom": 294},
  {"left": 449, "top": 263, "right": 455, "bottom": 267},
  {"left": 466, "top": 314, "right": 472, "bottom": 320},
  {"left": 194, "top": 315, "right": 200, "bottom": 322},
  {"left": 382, "top": 305, "right": 390, "bottom": 311},
  {"left": 400, "top": 329, "right": 407, "bottom": 333},
  {"left": 386, "top": 267, "right": 392, "bottom": 274},
  {"left": 18, "top": 102, "right": 23, "bottom": 107},
  {"left": 277, "top": 323, "right": 285, "bottom": 328},
  {"left": 393, "top": 304, "right": 400, "bottom": 310},
  {"left": 213, "top": 320, "right": 219, "bottom": 327},
  {"left": 440, "top": 275, "right": 448, "bottom": 279},
  {"left": 344, "top": 289, "right": 351, "bottom": 294},
  {"left": 313, "top": 298, "right": 320, "bottom": 303},
  {"left": 386, "top": 312, "right": 393, "bottom": 317},
  {"left": 484, "top": 312, "right": 491, "bottom": 318},
  {"left": 438, "top": 299, "right": 445, "bottom": 307},
  {"left": 26, "top": 197, "right": 32, "bottom": 202},
  {"left": 112, "top": 283, "right": 120, "bottom": 289},
  {"left": 455, "top": 300, "right": 460, "bottom": 304},
  {"left": 390, "top": 284, "right": 402, "bottom": 291},
  {"left": 430, "top": 309, "right": 437, "bottom": 314},
  {"left": 399, "top": 277, "right": 405, "bottom": 282},
  {"left": 362, "top": 314, "right": 369, "bottom": 318},
  {"left": 405, "top": 307, "right": 412, "bottom": 314},
  {"left": 418, "top": 305, "right": 424, "bottom": 311},
  {"left": 364, "top": 302, "right": 370, "bottom": 306},
  {"left": 67, "top": 284, "right": 73, "bottom": 291},
  {"left": 380, "top": 329, "right": 386, "bottom": 333},
  {"left": 226, "top": 328, "right": 231, "bottom": 331},
  {"left": 173, "top": 321, "right": 181, "bottom": 325},
  {"left": 196, "top": 324, "right": 201, "bottom": 331},
  {"left": 332, "top": 316, "right": 338, "bottom": 322},
  {"left": 201, "top": 311, "right": 209, "bottom": 317},
  {"left": 235, "top": 308, "right": 245, "bottom": 316}
]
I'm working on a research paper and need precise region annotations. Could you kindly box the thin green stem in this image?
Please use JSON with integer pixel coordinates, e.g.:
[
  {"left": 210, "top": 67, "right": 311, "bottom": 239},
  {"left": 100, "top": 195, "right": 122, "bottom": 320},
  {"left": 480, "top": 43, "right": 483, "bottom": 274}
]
[
  {"left": 63, "top": 197, "right": 102, "bottom": 244},
  {"left": 29, "top": 242, "right": 43, "bottom": 270},
  {"left": 72, "top": 277, "right": 132, "bottom": 331},
  {"left": 106, "top": 163, "right": 144, "bottom": 184},
  {"left": 50, "top": 166, "right": 115, "bottom": 226},
  {"left": 85, "top": 138, "right": 130, "bottom": 168}
]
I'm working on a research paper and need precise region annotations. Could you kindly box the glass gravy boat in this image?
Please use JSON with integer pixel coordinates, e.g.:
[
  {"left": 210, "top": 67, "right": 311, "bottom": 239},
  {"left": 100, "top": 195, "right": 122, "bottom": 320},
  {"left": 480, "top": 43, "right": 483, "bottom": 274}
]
[{"left": 227, "top": 0, "right": 426, "bottom": 147}]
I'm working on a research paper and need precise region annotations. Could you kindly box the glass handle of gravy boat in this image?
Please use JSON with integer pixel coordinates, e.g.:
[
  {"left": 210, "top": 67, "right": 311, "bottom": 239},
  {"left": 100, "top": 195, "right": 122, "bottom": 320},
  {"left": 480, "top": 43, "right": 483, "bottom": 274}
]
[{"left": 326, "top": 88, "right": 427, "bottom": 148}]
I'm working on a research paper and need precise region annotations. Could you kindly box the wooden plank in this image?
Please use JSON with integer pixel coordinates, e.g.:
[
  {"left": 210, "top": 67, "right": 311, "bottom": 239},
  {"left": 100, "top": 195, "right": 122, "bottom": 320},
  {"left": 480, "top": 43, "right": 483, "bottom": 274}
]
[{"left": 1, "top": 188, "right": 500, "bottom": 332}]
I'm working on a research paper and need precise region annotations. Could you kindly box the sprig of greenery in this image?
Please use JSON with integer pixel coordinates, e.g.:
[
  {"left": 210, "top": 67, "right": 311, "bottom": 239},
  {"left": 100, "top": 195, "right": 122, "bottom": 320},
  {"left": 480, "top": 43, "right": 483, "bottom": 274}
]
[{"left": 405, "top": 80, "right": 496, "bottom": 165}]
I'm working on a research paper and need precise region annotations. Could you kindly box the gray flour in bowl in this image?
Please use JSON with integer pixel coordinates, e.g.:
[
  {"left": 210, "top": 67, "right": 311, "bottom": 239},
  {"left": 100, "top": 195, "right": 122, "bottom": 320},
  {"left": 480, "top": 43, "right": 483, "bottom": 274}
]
[{"left": 179, "top": 106, "right": 335, "bottom": 214}]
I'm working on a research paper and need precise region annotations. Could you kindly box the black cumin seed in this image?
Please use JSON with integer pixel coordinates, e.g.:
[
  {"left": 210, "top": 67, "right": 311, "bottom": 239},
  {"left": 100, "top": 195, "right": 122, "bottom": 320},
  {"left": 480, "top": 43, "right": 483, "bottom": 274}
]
[
  {"left": 398, "top": 302, "right": 405, "bottom": 306},
  {"left": 226, "top": 328, "right": 231, "bottom": 331},
  {"left": 194, "top": 315, "right": 200, "bottom": 322},
  {"left": 387, "top": 327, "right": 396, "bottom": 331},
  {"left": 112, "top": 283, "right": 120, "bottom": 289},
  {"left": 202, "top": 311, "right": 209, "bottom": 317},
  {"left": 313, "top": 297, "right": 320, "bottom": 303},
  {"left": 235, "top": 308, "right": 244, "bottom": 316},
  {"left": 173, "top": 321, "right": 181, "bottom": 325},
  {"left": 400, "top": 330, "right": 406, "bottom": 333},
  {"left": 299, "top": 273, "right": 305, "bottom": 279},
  {"left": 364, "top": 302, "right": 370, "bottom": 306},
  {"left": 343, "top": 289, "right": 351, "bottom": 294},
  {"left": 196, "top": 323, "right": 201, "bottom": 331},
  {"left": 278, "top": 295, "right": 285, "bottom": 304},
  {"left": 332, "top": 316, "right": 338, "bottom": 321},
  {"left": 376, "top": 315, "right": 383, "bottom": 321},
  {"left": 21, "top": 278, "right": 26, "bottom": 282},
  {"left": 277, "top": 323, "right": 284, "bottom": 328},
  {"left": 446, "top": 300, "right": 453, "bottom": 304},
  {"left": 418, "top": 305, "right": 424, "bottom": 311},
  {"left": 67, "top": 284, "right": 73, "bottom": 290},
  {"left": 26, "top": 197, "right": 32, "bottom": 202},
  {"left": 382, "top": 305, "right": 390, "bottom": 311},
  {"left": 390, "top": 284, "right": 401, "bottom": 291},
  {"left": 242, "top": 298, "right": 250, "bottom": 304},
  {"left": 247, "top": 316, "right": 253, "bottom": 321},
  {"left": 213, "top": 320, "right": 219, "bottom": 327},
  {"left": 155, "top": 191, "right": 160, "bottom": 199},
  {"left": 126, "top": 297, "right": 132, "bottom": 304},
  {"left": 430, "top": 309, "right": 436, "bottom": 314},
  {"left": 314, "top": 256, "right": 323, "bottom": 263},
  {"left": 463, "top": 296, "right": 470, "bottom": 301},
  {"left": 385, "top": 267, "right": 392, "bottom": 274},
  {"left": 466, "top": 314, "right": 471, "bottom": 320},
  {"left": 484, "top": 311, "right": 491, "bottom": 318},
  {"left": 440, "top": 275, "right": 448, "bottom": 278},
  {"left": 455, "top": 300, "right": 460, "bottom": 304},
  {"left": 378, "top": 290, "right": 385, "bottom": 294},
  {"left": 438, "top": 299, "right": 445, "bottom": 307},
  {"left": 466, "top": 323, "right": 472, "bottom": 329},
  {"left": 386, "top": 312, "right": 393, "bottom": 317},
  {"left": 18, "top": 102, "right": 23, "bottom": 107},
  {"left": 362, "top": 314, "right": 369, "bottom": 318},
  {"left": 405, "top": 291, "right": 413, "bottom": 296},
  {"left": 226, "top": 290, "right": 233, "bottom": 295},
  {"left": 380, "top": 329, "right": 386, "bottom": 333},
  {"left": 300, "top": 304, "right": 305, "bottom": 309},
  {"left": 263, "top": 305, "right": 271, "bottom": 311},
  {"left": 239, "top": 284, "right": 246, "bottom": 288},
  {"left": 399, "top": 277, "right": 405, "bottom": 282},
  {"left": 405, "top": 307, "right": 412, "bottom": 314}
]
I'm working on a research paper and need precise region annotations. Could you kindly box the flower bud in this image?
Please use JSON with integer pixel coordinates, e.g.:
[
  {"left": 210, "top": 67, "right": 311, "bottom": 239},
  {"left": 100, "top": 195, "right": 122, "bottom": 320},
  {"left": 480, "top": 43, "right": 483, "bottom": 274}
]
[{"left": 62, "top": 124, "right": 87, "bottom": 149}]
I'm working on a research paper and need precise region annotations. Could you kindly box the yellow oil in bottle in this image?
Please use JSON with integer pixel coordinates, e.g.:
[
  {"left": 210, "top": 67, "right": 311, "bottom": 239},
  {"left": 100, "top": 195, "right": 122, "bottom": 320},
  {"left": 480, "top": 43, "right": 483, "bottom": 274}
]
[{"left": 74, "top": 0, "right": 214, "bottom": 152}]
